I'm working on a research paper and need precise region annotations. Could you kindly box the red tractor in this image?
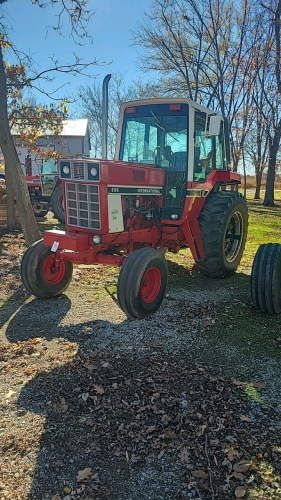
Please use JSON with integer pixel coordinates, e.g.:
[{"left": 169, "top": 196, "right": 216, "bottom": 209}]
[
  {"left": 21, "top": 98, "right": 248, "bottom": 318},
  {"left": 26, "top": 159, "right": 64, "bottom": 222}
]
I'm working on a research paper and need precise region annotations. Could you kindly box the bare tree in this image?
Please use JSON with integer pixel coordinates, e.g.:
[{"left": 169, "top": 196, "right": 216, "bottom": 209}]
[
  {"left": 0, "top": 0, "right": 98, "bottom": 245},
  {"left": 133, "top": 0, "right": 263, "bottom": 171},
  {"left": 263, "top": 0, "right": 281, "bottom": 206}
]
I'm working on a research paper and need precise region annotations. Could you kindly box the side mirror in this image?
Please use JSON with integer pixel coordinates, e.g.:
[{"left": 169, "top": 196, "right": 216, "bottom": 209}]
[{"left": 208, "top": 116, "right": 221, "bottom": 136}]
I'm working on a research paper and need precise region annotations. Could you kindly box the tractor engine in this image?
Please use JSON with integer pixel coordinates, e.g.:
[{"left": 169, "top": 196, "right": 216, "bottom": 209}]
[{"left": 121, "top": 195, "right": 160, "bottom": 230}]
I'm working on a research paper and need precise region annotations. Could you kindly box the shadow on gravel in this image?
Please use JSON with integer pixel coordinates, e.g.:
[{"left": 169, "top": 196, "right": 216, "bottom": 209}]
[
  {"left": 5, "top": 294, "right": 72, "bottom": 343},
  {"left": 15, "top": 346, "right": 281, "bottom": 500},
  {"left": 0, "top": 288, "right": 27, "bottom": 330},
  {"left": 2, "top": 269, "right": 281, "bottom": 498}
]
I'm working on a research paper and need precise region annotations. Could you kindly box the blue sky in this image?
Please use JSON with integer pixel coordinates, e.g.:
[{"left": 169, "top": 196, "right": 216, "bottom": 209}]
[{"left": 2, "top": 0, "right": 152, "bottom": 113}]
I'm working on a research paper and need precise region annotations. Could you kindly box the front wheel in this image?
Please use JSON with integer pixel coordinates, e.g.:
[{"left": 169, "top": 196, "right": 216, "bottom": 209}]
[
  {"left": 117, "top": 248, "right": 168, "bottom": 319},
  {"left": 251, "top": 243, "right": 281, "bottom": 313},
  {"left": 21, "top": 239, "right": 73, "bottom": 298},
  {"left": 197, "top": 191, "right": 248, "bottom": 278}
]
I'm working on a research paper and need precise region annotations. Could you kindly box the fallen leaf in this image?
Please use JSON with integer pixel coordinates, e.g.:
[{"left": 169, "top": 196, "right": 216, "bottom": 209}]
[
  {"left": 25, "top": 367, "right": 36, "bottom": 375},
  {"left": 53, "top": 397, "right": 68, "bottom": 414},
  {"left": 233, "top": 460, "right": 252, "bottom": 473},
  {"left": 164, "top": 430, "right": 176, "bottom": 439},
  {"left": 191, "top": 470, "right": 208, "bottom": 479},
  {"left": 227, "top": 447, "right": 240, "bottom": 461},
  {"left": 63, "top": 486, "right": 72, "bottom": 494},
  {"left": 93, "top": 384, "right": 104, "bottom": 395},
  {"left": 83, "top": 362, "right": 98, "bottom": 371},
  {"left": 51, "top": 495, "right": 62, "bottom": 500},
  {"left": 179, "top": 447, "right": 190, "bottom": 464},
  {"left": 77, "top": 467, "right": 93, "bottom": 482},
  {"left": 235, "top": 485, "right": 247, "bottom": 497},
  {"left": 231, "top": 379, "right": 246, "bottom": 386},
  {"left": 210, "top": 439, "right": 219, "bottom": 446},
  {"left": 145, "top": 425, "right": 156, "bottom": 435},
  {"left": 233, "top": 472, "right": 246, "bottom": 480},
  {"left": 126, "top": 451, "right": 130, "bottom": 462},
  {"left": 5, "top": 389, "right": 16, "bottom": 399},
  {"left": 252, "top": 382, "right": 267, "bottom": 389},
  {"left": 240, "top": 415, "right": 252, "bottom": 422}
]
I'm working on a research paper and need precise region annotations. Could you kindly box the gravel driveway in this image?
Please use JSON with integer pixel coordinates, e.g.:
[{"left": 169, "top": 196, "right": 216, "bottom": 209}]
[{"left": 1, "top": 228, "right": 281, "bottom": 500}]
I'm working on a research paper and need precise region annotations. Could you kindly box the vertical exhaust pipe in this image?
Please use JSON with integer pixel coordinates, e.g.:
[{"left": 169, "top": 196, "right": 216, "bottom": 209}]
[{"left": 101, "top": 73, "right": 111, "bottom": 159}]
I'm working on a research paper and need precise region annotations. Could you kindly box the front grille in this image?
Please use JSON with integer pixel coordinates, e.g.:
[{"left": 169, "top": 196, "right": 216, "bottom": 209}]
[
  {"left": 65, "top": 182, "right": 101, "bottom": 229},
  {"left": 73, "top": 162, "right": 85, "bottom": 179}
]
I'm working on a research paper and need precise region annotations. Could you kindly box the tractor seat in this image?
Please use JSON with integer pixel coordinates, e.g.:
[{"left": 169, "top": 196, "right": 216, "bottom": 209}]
[{"left": 171, "top": 151, "right": 187, "bottom": 171}]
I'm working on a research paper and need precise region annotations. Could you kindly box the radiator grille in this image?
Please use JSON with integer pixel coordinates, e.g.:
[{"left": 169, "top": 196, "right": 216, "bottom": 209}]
[
  {"left": 65, "top": 183, "right": 101, "bottom": 229},
  {"left": 73, "top": 162, "right": 85, "bottom": 179}
]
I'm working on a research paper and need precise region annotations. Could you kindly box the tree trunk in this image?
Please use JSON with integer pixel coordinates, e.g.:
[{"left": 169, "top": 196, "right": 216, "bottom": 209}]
[
  {"left": 5, "top": 162, "right": 15, "bottom": 229},
  {"left": 254, "top": 169, "right": 262, "bottom": 199},
  {"left": 0, "top": 45, "right": 40, "bottom": 245},
  {"left": 263, "top": 127, "right": 281, "bottom": 206},
  {"left": 242, "top": 151, "right": 247, "bottom": 199}
]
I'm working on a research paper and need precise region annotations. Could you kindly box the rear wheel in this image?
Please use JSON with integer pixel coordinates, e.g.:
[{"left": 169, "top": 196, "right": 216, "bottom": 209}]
[
  {"left": 197, "top": 191, "right": 248, "bottom": 278},
  {"left": 51, "top": 184, "right": 65, "bottom": 223},
  {"left": 251, "top": 243, "right": 281, "bottom": 313},
  {"left": 117, "top": 247, "right": 168, "bottom": 319},
  {"left": 33, "top": 202, "right": 48, "bottom": 218},
  {"left": 21, "top": 239, "right": 73, "bottom": 298}
]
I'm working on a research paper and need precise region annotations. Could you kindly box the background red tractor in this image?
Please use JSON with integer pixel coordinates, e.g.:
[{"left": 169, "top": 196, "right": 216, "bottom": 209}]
[
  {"left": 21, "top": 97, "right": 248, "bottom": 318},
  {"left": 26, "top": 158, "right": 64, "bottom": 222}
]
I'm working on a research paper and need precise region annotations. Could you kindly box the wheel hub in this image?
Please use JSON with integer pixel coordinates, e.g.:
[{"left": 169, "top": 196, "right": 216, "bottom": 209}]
[
  {"left": 224, "top": 211, "right": 243, "bottom": 263},
  {"left": 42, "top": 255, "right": 66, "bottom": 284},
  {"left": 141, "top": 267, "right": 162, "bottom": 303}
]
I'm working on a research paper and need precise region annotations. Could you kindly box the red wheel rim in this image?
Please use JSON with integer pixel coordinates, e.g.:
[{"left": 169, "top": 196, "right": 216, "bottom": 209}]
[
  {"left": 42, "top": 255, "right": 66, "bottom": 285},
  {"left": 141, "top": 267, "right": 161, "bottom": 303}
]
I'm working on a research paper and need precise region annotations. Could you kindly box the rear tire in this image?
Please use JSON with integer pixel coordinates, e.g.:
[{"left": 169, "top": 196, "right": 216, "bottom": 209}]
[
  {"left": 33, "top": 203, "right": 48, "bottom": 218},
  {"left": 21, "top": 239, "right": 73, "bottom": 298},
  {"left": 117, "top": 248, "right": 168, "bottom": 319},
  {"left": 197, "top": 191, "right": 248, "bottom": 278},
  {"left": 51, "top": 184, "right": 64, "bottom": 223},
  {"left": 251, "top": 243, "right": 281, "bottom": 313}
]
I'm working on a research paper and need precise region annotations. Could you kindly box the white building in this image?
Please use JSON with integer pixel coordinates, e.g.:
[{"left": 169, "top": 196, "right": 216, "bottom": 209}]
[{"left": 13, "top": 119, "right": 91, "bottom": 176}]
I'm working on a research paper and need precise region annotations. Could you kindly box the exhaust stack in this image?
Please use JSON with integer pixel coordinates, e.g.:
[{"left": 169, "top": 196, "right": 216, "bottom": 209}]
[{"left": 101, "top": 73, "right": 111, "bottom": 159}]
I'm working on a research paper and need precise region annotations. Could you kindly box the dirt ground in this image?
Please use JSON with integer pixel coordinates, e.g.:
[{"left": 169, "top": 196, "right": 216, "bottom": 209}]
[{"left": 1, "top": 225, "right": 281, "bottom": 500}]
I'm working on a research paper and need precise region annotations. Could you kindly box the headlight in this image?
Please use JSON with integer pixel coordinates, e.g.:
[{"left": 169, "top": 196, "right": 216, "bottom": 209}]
[
  {"left": 90, "top": 167, "right": 98, "bottom": 177},
  {"left": 92, "top": 235, "right": 101, "bottom": 245},
  {"left": 63, "top": 165, "right": 70, "bottom": 175},
  {"left": 88, "top": 162, "right": 100, "bottom": 181}
]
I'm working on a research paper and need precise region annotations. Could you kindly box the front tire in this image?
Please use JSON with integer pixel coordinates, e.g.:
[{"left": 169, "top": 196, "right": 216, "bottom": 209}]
[
  {"left": 197, "top": 191, "right": 248, "bottom": 278},
  {"left": 117, "top": 248, "right": 168, "bottom": 319},
  {"left": 51, "top": 184, "right": 65, "bottom": 223},
  {"left": 251, "top": 243, "right": 281, "bottom": 313},
  {"left": 21, "top": 239, "right": 73, "bottom": 298}
]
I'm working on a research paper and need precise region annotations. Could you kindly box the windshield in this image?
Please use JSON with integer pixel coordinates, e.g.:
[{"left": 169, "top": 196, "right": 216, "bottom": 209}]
[
  {"left": 41, "top": 157, "right": 58, "bottom": 174},
  {"left": 119, "top": 104, "right": 188, "bottom": 172}
]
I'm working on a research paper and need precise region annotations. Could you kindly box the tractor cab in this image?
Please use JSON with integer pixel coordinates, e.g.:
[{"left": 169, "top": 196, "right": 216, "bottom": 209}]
[{"left": 116, "top": 99, "right": 229, "bottom": 219}]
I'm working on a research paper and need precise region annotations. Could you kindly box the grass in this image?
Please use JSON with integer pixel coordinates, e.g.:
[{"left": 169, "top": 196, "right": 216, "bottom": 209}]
[{"left": 164, "top": 196, "right": 281, "bottom": 384}]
